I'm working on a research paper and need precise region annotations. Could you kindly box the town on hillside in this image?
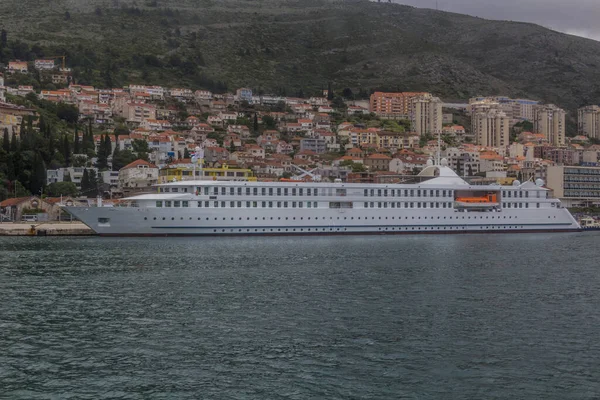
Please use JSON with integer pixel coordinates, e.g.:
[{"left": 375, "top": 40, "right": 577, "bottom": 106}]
[{"left": 1, "top": 58, "right": 600, "bottom": 220}]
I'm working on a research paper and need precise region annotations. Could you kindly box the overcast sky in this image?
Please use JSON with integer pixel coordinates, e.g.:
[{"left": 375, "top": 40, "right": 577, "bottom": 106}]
[{"left": 391, "top": 0, "right": 600, "bottom": 41}]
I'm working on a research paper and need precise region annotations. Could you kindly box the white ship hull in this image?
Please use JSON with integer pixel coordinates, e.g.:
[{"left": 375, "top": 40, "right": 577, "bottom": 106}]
[
  {"left": 65, "top": 205, "right": 580, "bottom": 236},
  {"left": 64, "top": 165, "right": 581, "bottom": 236}
]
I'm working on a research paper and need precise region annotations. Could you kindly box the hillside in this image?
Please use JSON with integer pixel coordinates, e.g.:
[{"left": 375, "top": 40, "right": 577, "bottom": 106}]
[{"left": 2, "top": 0, "right": 600, "bottom": 109}]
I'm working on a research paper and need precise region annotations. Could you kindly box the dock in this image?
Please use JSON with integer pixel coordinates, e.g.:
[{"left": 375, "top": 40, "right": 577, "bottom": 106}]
[{"left": 0, "top": 222, "right": 95, "bottom": 236}]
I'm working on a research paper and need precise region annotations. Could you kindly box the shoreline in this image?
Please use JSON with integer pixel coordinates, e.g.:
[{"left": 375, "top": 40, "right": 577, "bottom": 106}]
[{"left": 0, "top": 222, "right": 95, "bottom": 236}]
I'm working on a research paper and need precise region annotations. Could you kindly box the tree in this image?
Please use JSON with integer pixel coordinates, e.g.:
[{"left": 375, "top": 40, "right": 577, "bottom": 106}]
[
  {"left": 132, "top": 139, "right": 150, "bottom": 154},
  {"left": 111, "top": 149, "right": 138, "bottom": 171},
  {"left": 64, "top": 11, "right": 71, "bottom": 20},
  {"left": 342, "top": 88, "right": 354, "bottom": 99},
  {"left": 81, "top": 168, "right": 90, "bottom": 196},
  {"left": 30, "top": 152, "right": 46, "bottom": 196},
  {"left": 253, "top": 113, "right": 259, "bottom": 134},
  {"left": 331, "top": 96, "right": 347, "bottom": 111},
  {"left": 184, "top": 147, "right": 190, "bottom": 159},
  {"left": 96, "top": 134, "right": 110, "bottom": 170},
  {"left": 73, "top": 127, "right": 80, "bottom": 154},
  {"left": 262, "top": 115, "right": 276, "bottom": 130},
  {"left": 340, "top": 160, "right": 366, "bottom": 173},
  {"left": 46, "top": 182, "right": 78, "bottom": 197},
  {"left": 0, "top": 29, "right": 7, "bottom": 49},
  {"left": 2, "top": 128, "right": 9, "bottom": 153},
  {"left": 10, "top": 132, "right": 17, "bottom": 152},
  {"left": 327, "top": 82, "right": 334, "bottom": 100},
  {"left": 63, "top": 135, "right": 71, "bottom": 166},
  {"left": 56, "top": 103, "right": 79, "bottom": 124},
  {"left": 88, "top": 169, "right": 98, "bottom": 197}
]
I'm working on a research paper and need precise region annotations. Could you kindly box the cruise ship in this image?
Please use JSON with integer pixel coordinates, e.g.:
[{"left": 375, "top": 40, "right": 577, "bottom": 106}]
[{"left": 65, "top": 161, "right": 581, "bottom": 236}]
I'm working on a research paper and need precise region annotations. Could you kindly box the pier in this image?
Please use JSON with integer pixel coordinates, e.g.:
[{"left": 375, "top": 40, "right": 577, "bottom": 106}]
[{"left": 0, "top": 222, "right": 95, "bottom": 236}]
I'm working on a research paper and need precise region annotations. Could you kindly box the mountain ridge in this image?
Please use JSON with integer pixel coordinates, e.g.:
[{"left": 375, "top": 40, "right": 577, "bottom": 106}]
[{"left": 1, "top": 0, "right": 600, "bottom": 110}]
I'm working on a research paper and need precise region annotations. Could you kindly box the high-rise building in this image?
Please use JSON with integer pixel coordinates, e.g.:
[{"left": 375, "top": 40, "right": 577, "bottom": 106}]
[
  {"left": 410, "top": 94, "right": 442, "bottom": 136},
  {"left": 468, "top": 96, "right": 538, "bottom": 122},
  {"left": 533, "top": 104, "right": 565, "bottom": 146},
  {"left": 369, "top": 92, "right": 427, "bottom": 118},
  {"left": 471, "top": 103, "right": 510, "bottom": 147},
  {"left": 577, "top": 105, "right": 600, "bottom": 140}
]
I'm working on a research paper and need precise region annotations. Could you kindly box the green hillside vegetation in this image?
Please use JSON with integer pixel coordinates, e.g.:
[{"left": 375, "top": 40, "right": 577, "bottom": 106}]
[{"left": 2, "top": 0, "right": 600, "bottom": 109}]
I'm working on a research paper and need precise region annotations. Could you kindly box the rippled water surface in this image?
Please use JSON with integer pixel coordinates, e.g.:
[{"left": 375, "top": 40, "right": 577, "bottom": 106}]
[{"left": 1, "top": 233, "right": 600, "bottom": 399}]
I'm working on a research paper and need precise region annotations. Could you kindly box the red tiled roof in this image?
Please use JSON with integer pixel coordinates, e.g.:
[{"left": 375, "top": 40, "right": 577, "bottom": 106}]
[
  {"left": 0, "top": 196, "right": 35, "bottom": 207},
  {"left": 121, "top": 159, "right": 158, "bottom": 170}
]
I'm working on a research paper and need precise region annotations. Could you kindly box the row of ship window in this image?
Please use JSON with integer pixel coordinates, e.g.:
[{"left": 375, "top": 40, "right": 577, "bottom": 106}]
[
  {"left": 159, "top": 185, "right": 543, "bottom": 199},
  {"left": 145, "top": 214, "right": 528, "bottom": 222},
  {"left": 154, "top": 200, "right": 543, "bottom": 209}
]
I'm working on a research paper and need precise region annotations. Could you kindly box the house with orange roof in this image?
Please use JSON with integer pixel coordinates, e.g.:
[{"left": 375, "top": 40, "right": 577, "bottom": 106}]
[
  {"left": 364, "top": 153, "right": 392, "bottom": 171},
  {"left": 8, "top": 60, "right": 28, "bottom": 74},
  {"left": 204, "top": 147, "right": 230, "bottom": 165},
  {"left": 0, "top": 196, "right": 53, "bottom": 221},
  {"left": 118, "top": 159, "right": 159, "bottom": 193}
]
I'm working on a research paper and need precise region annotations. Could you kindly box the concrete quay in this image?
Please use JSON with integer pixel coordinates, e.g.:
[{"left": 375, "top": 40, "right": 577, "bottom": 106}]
[{"left": 0, "top": 222, "right": 95, "bottom": 236}]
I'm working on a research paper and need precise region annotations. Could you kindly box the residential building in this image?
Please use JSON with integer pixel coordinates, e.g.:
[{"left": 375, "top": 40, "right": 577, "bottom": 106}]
[
  {"left": 369, "top": 92, "right": 427, "bottom": 118},
  {"left": 236, "top": 88, "right": 253, "bottom": 102},
  {"left": 34, "top": 59, "right": 56, "bottom": 70},
  {"left": 578, "top": 105, "right": 600, "bottom": 140},
  {"left": 364, "top": 153, "right": 392, "bottom": 171},
  {"left": 472, "top": 106, "right": 510, "bottom": 147},
  {"left": 122, "top": 102, "right": 157, "bottom": 123},
  {"left": 546, "top": 165, "right": 600, "bottom": 207},
  {"left": 443, "top": 147, "right": 481, "bottom": 176},
  {"left": 46, "top": 166, "right": 99, "bottom": 189},
  {"left": 118, "top": 159, "right": 159, "bottom": 193},
  {"left": 8, "top": 60, "right": 28, "bottom": 74},
  {"left": 533, "top": 104, "right": 566, "bottom": 146},
  {"left": 410, "top": 94, "right": 443, "bottom": 136},
  {"left": 300, "top": 138, "right": 327, "bottom": 154},
  {"left": 204, "top": 147, "right": 230, "bottom": 165}
]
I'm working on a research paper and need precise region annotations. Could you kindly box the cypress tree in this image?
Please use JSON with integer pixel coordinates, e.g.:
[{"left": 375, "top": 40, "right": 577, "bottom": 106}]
[
  {"left": 81, "top": 168, "right": 90, "bottom": 195},
  {"left": 63, "top": 135, "right": 71, "bottom": 166},
  {"left": 184, "top": 147, "right": 190, "bottom": 159},
  {"left": 0, "top": 29, "right": 7, "bottom": 49},
  {"left": 6, "top": 156, "right": 15, "bottom": 181},
  {"left": 73, "top": 126, "right": 80, "bottom": 154},
  {"left": 253, "top": 113, "right": 259, "bottom": 134},
  {"left": 10, "top": 132, "right": 18, "bottom": 152},
  {"left": 3, "top": 128, "right": 9, "bottom": 153},
  {"left": 327, "top": 82, "right": 334, "bottom": 100},
  {"left": 104, "top": 135, "right": 112, "bottom": 166},
  {"left": 30, "top": 152, "right": 46, "bottom": 195},
  {"left": 88, "top": 169, "right": 98, "bottom": 197}
]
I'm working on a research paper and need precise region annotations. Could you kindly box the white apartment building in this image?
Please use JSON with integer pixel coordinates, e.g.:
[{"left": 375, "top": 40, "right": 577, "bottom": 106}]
[
  {"left": 533, "top": 104, "right": 565, "bottom": 146},
  {"left": 410, "top": 94, "right": 442, "bottom": 136},
  {"left": 578, "top": 105, "right": 600, "bottom": 140}
]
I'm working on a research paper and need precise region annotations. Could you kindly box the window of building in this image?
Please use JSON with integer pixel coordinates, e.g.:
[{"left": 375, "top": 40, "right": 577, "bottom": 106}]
[
  {"left": 292, "top": 188, "right": 297, "bottom": 196},
  {"left": 165, "top": 201, "right": 172, "bottom": 207},
  {"left": 277, "top": 188, "right": 282, "bottom": 196},
  {"left": 156, "top": 201, "right": 163, "bottom": 207},
  {"left": 182, "top": 201, "right": 189, "bottom": 207},
  {"left": 214, "top": 201, "right": 219, "bottom": 208},
  {"left": 237, "top": 187, "right": 242, "bottom": 195},
  {"left": 221, "top": 187, "right": 226, "bottom": 195}
]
